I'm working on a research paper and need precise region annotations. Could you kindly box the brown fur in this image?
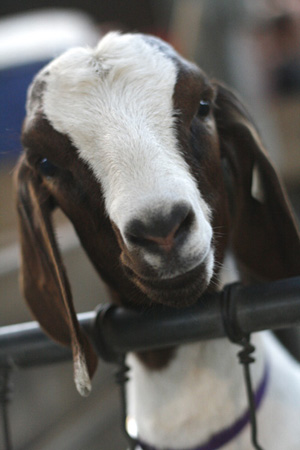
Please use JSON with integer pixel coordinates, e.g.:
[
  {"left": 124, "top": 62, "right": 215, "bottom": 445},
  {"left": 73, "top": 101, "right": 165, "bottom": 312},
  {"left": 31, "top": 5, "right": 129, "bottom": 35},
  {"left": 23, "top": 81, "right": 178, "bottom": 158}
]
[{"left": 15, "top": 43, "right": 300, "bottom": 383}]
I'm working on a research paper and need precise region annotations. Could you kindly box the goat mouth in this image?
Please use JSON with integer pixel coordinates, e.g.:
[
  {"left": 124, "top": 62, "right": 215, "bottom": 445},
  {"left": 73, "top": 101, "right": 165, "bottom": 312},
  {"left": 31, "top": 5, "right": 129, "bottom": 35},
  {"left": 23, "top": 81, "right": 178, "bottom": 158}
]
[{"left": 124, "top": 262, "right": 210, "bottom": 307}]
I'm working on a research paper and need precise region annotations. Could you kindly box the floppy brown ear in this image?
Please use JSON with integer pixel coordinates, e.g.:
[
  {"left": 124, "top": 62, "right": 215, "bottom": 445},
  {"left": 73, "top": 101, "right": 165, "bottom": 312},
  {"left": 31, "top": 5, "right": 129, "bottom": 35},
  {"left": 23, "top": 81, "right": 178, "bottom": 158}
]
[
  {"left": 214, "top": 82, "right": 300, "bottom": 283},
  {"left": 14, "top": 155, "right": 98, "bottom": 396}
]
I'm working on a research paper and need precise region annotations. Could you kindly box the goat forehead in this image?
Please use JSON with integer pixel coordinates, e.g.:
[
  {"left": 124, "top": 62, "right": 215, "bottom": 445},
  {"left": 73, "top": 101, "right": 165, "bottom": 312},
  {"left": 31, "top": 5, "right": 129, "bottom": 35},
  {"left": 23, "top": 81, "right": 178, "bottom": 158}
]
[
  {"left": 39, "top": 32, "right": 178, "bottom": 127},
  {"left": 30, "top": 34, "right": 207, "bottom": 224},
  {"left": 39, "top": 33, "right": 178, "bottom": 160}
]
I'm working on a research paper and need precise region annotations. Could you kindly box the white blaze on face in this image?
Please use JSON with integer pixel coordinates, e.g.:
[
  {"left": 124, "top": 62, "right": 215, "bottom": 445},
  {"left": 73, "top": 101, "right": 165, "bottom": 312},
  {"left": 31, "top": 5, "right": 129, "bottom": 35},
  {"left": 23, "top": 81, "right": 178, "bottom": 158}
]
[{"left": 36, "top": 32, "right": 214, "bottom": 278}]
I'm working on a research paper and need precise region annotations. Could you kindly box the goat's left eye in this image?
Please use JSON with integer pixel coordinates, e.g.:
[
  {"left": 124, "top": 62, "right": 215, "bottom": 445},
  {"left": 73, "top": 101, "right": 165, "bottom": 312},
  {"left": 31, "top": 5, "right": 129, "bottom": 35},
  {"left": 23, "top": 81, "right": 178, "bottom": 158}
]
[
  {"left": 198, "top": 100, "right": 211, "bottom": 118},
  {"left": 39, "top": 158, "right": 57, "bottom": 177}
]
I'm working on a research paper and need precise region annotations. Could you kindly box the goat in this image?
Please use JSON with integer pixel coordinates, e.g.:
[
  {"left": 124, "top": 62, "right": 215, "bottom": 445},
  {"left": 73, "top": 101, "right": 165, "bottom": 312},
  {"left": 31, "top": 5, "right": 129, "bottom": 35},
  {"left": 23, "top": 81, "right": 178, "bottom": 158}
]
[{"left": 15, "top": 32, "right": 300, "bottom": 449}]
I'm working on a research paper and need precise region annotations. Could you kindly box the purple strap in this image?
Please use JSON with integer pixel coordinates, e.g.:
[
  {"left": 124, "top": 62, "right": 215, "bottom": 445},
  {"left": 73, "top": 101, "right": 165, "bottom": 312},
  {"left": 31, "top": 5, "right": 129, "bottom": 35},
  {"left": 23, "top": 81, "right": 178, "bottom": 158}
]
[{"left": 135, "top": 362, "right": 270, "bottom": 450}]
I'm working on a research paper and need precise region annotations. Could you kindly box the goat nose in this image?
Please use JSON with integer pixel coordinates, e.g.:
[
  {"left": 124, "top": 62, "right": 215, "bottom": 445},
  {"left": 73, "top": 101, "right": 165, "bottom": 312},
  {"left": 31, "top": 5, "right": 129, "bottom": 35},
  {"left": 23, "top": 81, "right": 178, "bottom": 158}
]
[{"left": 125, "top": 203, "right": 194, "bottom": 252}]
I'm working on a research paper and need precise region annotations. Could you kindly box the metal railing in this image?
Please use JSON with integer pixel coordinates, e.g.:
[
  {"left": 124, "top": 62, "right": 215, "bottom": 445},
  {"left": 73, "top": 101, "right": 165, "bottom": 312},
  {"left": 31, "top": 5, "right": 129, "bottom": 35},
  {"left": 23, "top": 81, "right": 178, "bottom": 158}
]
[
  {"left": 1, "top": 277, "right": 300, "bottom": 367},
  {"left": 1, "top": 276, "right": 300, "bottom": 450}
]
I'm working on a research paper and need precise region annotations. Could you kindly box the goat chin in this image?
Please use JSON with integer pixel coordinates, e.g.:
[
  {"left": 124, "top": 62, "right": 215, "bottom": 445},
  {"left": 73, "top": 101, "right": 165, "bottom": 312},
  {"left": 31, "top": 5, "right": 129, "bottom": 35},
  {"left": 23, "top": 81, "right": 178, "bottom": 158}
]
[{"left": 122, "top": 260, "right": 211, "bottom": 307}]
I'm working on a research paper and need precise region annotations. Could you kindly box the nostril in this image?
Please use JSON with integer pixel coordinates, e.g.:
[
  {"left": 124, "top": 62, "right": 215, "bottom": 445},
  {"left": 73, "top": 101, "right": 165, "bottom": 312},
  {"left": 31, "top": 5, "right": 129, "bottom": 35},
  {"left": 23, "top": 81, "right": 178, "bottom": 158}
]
[
  {"left": 124, "top": 219, "right": 151, "bottom": 247},
  {"left": 174, "top": 209, "right": 195, "bottom": 243},
  {"left": 127, "top": 233, "right": 153, "bottom": 248},
  {"left": 125, "top": 203, "right": 195, "bottom": 252}
]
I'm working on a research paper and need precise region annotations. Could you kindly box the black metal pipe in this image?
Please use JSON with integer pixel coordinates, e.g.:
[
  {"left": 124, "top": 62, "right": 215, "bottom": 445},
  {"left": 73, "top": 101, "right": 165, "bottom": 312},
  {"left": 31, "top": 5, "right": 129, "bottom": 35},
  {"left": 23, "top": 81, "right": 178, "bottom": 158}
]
[
  {"left": 0, "top": 312, "right": 95, "bottom": 368},
  {"left": 94, "top": 277, "right": 300, "bottom": 358},
  {"left": 0, "top": 277, "right": 300, "bottom": 368}
]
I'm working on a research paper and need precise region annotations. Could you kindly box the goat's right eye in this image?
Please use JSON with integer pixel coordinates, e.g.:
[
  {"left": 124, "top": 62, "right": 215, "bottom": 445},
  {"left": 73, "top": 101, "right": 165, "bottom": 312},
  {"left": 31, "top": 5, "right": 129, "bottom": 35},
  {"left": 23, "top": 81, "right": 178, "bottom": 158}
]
[
  {"left": 197, "top": 100, "right": 211, "bottom": 118},
  {"left": 39, "top": 158, "right": 57, "bottom": 177}
]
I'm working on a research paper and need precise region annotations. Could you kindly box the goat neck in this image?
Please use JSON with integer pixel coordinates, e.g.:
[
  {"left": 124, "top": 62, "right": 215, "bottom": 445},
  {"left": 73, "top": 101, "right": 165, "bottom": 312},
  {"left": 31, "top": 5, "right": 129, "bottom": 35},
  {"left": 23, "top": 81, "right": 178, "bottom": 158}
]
[{"left": 126, "top": 334, "right": 266, "bottom": 449}]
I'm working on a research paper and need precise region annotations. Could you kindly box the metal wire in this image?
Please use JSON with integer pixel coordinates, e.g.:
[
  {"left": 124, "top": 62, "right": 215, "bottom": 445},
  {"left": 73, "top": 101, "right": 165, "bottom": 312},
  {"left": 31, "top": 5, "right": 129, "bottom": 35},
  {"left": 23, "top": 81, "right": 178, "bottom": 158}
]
[
  {"left": 114, "top": 355, "right": 137, "bottom": 450},
  {"left": 0, "top": 365, "right": 13, "bottom": 450},
  {"left": 221, "top": 284, "right": 265, "bottom": 450}
]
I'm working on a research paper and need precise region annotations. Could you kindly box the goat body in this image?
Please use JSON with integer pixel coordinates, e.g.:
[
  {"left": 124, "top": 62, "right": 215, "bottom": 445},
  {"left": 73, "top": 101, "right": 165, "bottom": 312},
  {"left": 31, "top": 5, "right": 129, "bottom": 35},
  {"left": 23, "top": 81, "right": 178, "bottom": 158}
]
[{"left": 15, "top": 33, "right": 300, "bottom": 448}]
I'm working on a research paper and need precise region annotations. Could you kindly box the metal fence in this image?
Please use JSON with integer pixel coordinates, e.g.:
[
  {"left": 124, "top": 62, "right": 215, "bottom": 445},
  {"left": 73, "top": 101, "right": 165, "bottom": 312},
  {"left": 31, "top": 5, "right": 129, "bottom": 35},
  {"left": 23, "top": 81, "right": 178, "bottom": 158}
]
[{"left": 1, "top": 276, "right": 300, "bottom": 449}]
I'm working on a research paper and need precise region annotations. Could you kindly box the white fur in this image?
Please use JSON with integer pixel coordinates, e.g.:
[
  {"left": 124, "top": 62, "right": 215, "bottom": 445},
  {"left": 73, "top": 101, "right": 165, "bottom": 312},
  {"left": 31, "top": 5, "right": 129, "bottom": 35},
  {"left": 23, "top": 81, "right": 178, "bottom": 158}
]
[
  {"left": 34, "top": 32, "right": 213, "bottom": 281},
  {"left": 73, "top": 350, "right": 91, "bottom": 397},
  {"left": 126, "top": 338, "right": 261, "bottom": 449},
  {"left": 126, "top": 332, "right": 300, "bottom": 449}
]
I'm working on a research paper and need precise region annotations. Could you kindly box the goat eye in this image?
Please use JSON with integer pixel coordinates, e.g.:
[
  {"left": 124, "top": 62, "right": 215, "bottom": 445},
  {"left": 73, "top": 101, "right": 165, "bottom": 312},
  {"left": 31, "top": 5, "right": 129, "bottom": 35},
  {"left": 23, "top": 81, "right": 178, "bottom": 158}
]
[
  {"left": 39, "top": 158, "right": 57, "bottom": 177},
  {"left": 198, "top": 100, "right": 211, "bottom": 118}
]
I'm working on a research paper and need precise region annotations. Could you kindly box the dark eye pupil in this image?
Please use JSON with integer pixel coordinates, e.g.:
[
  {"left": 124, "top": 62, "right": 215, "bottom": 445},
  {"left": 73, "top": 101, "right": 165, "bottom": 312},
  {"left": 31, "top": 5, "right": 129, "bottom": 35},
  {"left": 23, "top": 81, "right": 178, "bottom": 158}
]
[
  {"left": 39, "top": 158, "right": 57, "bottom": 177},
  {"left": 198, "top": 100, "right": 210, "bottom": 118}
]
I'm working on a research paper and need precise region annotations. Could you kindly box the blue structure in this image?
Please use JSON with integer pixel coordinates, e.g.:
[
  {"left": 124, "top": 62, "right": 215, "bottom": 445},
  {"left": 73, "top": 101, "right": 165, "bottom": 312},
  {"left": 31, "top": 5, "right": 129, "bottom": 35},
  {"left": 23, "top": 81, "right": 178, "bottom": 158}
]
[{"left": 0, "top": 60, "right": 49, "bottom": 163}]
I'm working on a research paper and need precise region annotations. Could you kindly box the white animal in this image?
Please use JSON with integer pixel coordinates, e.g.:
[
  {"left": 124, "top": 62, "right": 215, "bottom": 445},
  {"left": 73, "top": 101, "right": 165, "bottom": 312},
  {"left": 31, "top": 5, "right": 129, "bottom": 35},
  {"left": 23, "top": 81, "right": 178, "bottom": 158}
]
[{"left": 15, "top": 32, "right": 300, "bottom": 449}]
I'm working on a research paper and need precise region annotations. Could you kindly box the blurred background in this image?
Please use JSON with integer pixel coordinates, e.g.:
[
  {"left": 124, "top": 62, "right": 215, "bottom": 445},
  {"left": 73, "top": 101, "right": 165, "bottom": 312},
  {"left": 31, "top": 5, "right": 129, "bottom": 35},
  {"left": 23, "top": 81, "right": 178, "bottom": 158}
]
[{"left": 0, "top": 0, "right": 299, "bottom": 449}]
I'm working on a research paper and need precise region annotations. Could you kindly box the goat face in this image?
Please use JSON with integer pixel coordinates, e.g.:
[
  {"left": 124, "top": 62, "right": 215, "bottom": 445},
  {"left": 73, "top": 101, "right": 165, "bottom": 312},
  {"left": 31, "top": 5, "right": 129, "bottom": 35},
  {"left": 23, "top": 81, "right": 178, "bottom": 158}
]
[
  {"left": 20, "top": 33, "right": 228, "bottom": 308},
  {"left": 16, "top": 32, "right": 300, "bottom": 393}
]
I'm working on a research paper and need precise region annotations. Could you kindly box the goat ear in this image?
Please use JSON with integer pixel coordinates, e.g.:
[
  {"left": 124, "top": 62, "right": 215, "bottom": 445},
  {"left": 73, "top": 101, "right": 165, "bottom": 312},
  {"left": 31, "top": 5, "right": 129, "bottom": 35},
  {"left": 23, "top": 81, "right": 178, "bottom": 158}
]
[
  {"left": 214, "top": 82, "right": 300, "bottom": 282},
  {"left": 14, "top": 155, "right": 98, "bottom": 395}
]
